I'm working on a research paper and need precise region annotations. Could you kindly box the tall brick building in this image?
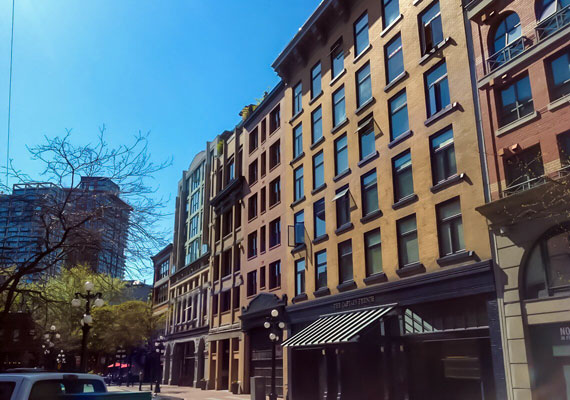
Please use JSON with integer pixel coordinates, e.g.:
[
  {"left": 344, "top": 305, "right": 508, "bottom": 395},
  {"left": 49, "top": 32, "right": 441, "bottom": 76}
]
[{"left": 465, "top": 0, "right": 570, "bottom": 398}]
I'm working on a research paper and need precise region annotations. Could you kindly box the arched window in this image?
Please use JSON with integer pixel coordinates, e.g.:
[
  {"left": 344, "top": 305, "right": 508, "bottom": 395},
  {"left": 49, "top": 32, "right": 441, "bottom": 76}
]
[
  {"left": 538, "top": 0, "right": 570, "bottom": 21},
  {"left": 524, "top": 224, "right": 570, "bottom": 299},
  {"left": 493, "top": 13, "right": 522, "bottom": 54}
]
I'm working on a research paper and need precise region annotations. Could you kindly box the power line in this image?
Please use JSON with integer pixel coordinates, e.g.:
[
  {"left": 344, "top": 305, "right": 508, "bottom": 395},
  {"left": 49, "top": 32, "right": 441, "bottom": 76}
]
[{"left": 6, "top": 0, "right": 15, "bottom": 190}]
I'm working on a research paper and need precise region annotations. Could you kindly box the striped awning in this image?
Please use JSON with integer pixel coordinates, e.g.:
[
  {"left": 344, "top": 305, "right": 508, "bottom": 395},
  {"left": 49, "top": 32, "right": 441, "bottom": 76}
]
[{"left": 282, "top": 305, "right": 394, "bottom": 348}]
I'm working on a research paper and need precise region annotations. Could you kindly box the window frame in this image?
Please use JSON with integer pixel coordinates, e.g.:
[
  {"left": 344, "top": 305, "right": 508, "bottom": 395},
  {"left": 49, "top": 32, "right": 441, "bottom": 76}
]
[
  {"left": 392, "top": 150, "right": 414, "bottom": 202},
  {"left": 334, "top": 133, "right": 349, "bottom": 176},
  {"left": 331, "top": 39, "right": 345, "bottom": 80},
  {"left": 364, "top": 228, "right": 383, "bottom": 277},
  {"left": 385, "top": 33, "right": 404, "bottom": 84},
  {"left": 332, "top": 86, "right": 347, "bottom": 128},
  {"left": 397, "top": 214, "right": 419, "bottom": 268},
  {"left": 315, "top": 250, "right": 328, "bottom": 290},
  {"left": 430, "top": 126, "right": 457, "bottom": 184},
  {"left": 313, "top": 150, "right": 325, "bottom": 190},
  {"left": 361, "top": 169, "right": 379, "bottom": 216},
  {"left": 498, "top": 74, "right": 535, "bottom": 127},
  {"left": 294, "top": 166, "right": 304, "bottom": 201},
  {"left": 293, "top": 123, "right": 303, "bottom": 159},
  {"left": 419, "top": 1, "right": 444, "bottom": 54},
  {"left": 338, "top": 239, "right": 354, "bottom": 283},
  {"left": 436, "top": 197, "right": 465, "bottom": 257},
  {"left": 356, "top": 62, "right": 373, "bottom": 108},
  {"left": 382, "top": 0, "right": 400, "bottom": 29},
  {"left": 425, "top": 60, "right": 450, "bottom": 118},
  {"left": 311, "top": 106, "right": 323, "bottom": 144},
  {"left": 388, "top": 89, "right": 409, "bottom": 141},
  {"left": 354, "top": 12, "right": 370, "bottom": 57},
  {"left": 295, "top": 258, "right": 306, "bottom": 296},
  {"left": 313, "top": 197, "right": 326, "bottom": 239},
  {"left": 293, "top": 82, "right": 303, "bottom": 116},
  {"left": 311, "top": 62, "right": 322, "bottom": 99}
]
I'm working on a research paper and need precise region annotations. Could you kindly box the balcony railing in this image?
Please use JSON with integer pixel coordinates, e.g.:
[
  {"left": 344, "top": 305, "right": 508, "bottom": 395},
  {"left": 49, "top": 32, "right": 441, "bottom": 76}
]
[
  {"left": 504, "top": 175, "right": 547, "bottom": 197},
  {"left": 536, "top": 5, "right": 570, "bottom": 41},
  {"left": 487, "top": 37, "right": 527, "bottom": 72}
]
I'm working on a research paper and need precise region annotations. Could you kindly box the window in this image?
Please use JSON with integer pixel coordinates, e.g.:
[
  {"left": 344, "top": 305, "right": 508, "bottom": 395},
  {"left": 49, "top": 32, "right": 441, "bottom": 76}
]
[
  {"left": 295, "top": 258, "right": 306, "bottom": 296},
  {"left": 356, "top": 62, "right": 372, "bottom": 108},
  {"left": 269, "top": 218, "right": 281, "bottom": 247},
  {"left": 294, "top": 211, "right": 305, "bottom": 246},
  {"left": 499, "top": 75, "right": 534, "bottom": 126},
  {"left": 269, "top": 177, "right": 281, "bottom": 206},
  {"left": 222, "top": 211, "right": 232, "bottom": 236},
  {"left": 311, "top": 62, "right": 322, "bottom": 98},
  {"left": 227, "top": 159, "right": 235, "bottom": 182},
  {"left": 430, "top": 127, "right": 457, "bottom": 184},
  {"left": 269, "top": 260, "right": 281, "bottom": 289},
  {"left": 493, "top": 13, "right": 521, "bottom": 54},
  {"left": 260, "top": 225, "right": 266, "bottom": 253},
  {"left": 313, "top": 198, "right": 326, "bottom": 238},
  {"left": 338, "top": 240, "right": 354, "bottom": 283},
  {"left": 397, "top": 215, "right": 419, "bottom": 267},
  {"left": 437, "top": 197, "right": 465, "bottom": 257},
  {"left": 539, "top": 0, "right": 570, "bottom": 21},
  {"left": 334, "top": 186, "right": 351, "bottom": 228},
  {"left": 260, "top": 187, "right": 266, "bottom": 213},
  {"left": 389, "top": 90, "right": 409, "bottom": 141},
  {"left": 311, "top": 107, "right": 323, "bottom": 144},
  {"left": 233, "top": 286, "right": 240, "bottom": 310},
  {"left": 260, "top": 266, "right": 266, "bottom": 289},
  {"left": 385, "top": 34, "right": 404, "bottom": 83},
  {"left": 359, "top": 120, "right": 375, "bottom": 160},
  {"left": 247, "top": 270, "right": 257, "bottom": 297},
  {"left": 425, "top": 61, "right": 450, "bottom": 117},
  {"left": 235, "top": 204, "right": 242, "bottom": 229},
  {"left": 248, "top": 194, "right": 258, "bottom": 220},
  {"left": 334, "top": 134, "right": 348, "bottom": 176},
  {"left": 158, "top": 259, "right": 169, "bottom": 280},
  {"left": 354, "top": 13, "right": 369, "bottom": 56},
  {"left": 293, "top": 123, "right": 303, "bottom": 159},
  {"left": 361, "top": 170, "right": 379, "bottom": 216},
  {"left": 393, "top": 150, "right": 414, "bottom": 202},
  {"left": 420, "top": 1, "right": 443, "bottom": 54},
  {"left": 313, "top": 151, "right": 325, "bottom": 189},
  {"left": 523, "top": 223, "right": 570, "bottom": 299},
  {"left": 558, "top": 132, "right": 570, "bottom": 166},
  {"left": 294, "top": 166, "right": 304, "bottom": 201},
  {"left": 261, "top": 120, "right": 267, "bottom": 143},
  {"left": 382, "top": 0, "right": 400, "bottom": 28},
  {"left": 249, "top": 128, "right": 259, "bottom": 153},
  {"left": 220, "top": 291, "right": 231, "bottom": 312},
  {"left": 548, "top": 50, "right": 570, "bottom": 101},
  {"left": 331, "top": 39, "right": 344, "bottom": 79},
  {"left": 261, "top": 151, "right": 266, "bottom": 177},
  {"left": 293, "top": 82, "right": 303, "bottom": 115},
  {"left": 249, "top": 159, "right": 258, "bottom": 184},
  {"left": 365, "top": 229, "right": 382, "bottom": 276},
  {"left": 212, "top": 294, "right": 218, "bottom": 315},
  {"left": 333, "top": 86, "right": 346, "bottom": 127},
  {"left": 269, "top": 139, "right": 281, "bottom": 169},
  {"left": 222, "top": 249, "right": 232, "bottom": 277},
  {"left": 248, "top": 231, "right": 258, "bottom": 258},
  {"left": 504, "top": 145, "right": 544, "bottom": 194},
  {"left": 315, "top": 250, "right": 328, "bottom": 290},
  {"left": 270, "top": 105, "right": 280, "bottom": 132}
]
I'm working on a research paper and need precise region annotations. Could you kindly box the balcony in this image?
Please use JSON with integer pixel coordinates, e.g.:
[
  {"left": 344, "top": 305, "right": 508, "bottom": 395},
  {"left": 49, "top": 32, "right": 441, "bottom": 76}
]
[
  {"left": 487, "top": 37, "right": 528, "bottom": 73},
  {"left": 536, "top": 5, "right": 570, "bottom": 41},
  {"left": 504, "top": 175, "right": 547, "bottom": 197}
]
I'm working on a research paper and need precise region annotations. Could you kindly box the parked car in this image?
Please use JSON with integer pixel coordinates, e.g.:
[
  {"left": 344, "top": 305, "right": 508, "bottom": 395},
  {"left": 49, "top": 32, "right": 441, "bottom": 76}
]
[{"left": 0, "top": 372, "right": 151, "bottom": 400}]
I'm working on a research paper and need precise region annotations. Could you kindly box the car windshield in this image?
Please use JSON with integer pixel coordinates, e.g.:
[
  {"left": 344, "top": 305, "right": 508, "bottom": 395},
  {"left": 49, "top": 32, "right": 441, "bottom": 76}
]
[
  {"left": 0, "top": 382, "right": 16, "bottom": 400},
  {"left": 29, "top": 379, "right": 105, "bottom": 400}
]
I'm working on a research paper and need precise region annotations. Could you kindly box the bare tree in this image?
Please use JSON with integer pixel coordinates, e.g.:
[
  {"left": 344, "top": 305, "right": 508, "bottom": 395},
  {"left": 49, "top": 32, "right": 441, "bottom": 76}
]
[{"left": 0, "top": 128, "right": 171, "bottom": 323}]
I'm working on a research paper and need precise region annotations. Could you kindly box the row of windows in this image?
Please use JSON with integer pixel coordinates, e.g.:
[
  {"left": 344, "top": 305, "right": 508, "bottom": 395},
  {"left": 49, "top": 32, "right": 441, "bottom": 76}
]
[
  {"left": 497, "top": 48, "right": 569, "bottom": 128},
  {"left": 293, "top": 125, "right": 458, "bottom": 207},
  {"left": 248, "top": 105, "right": 282, "bottom": 154},
  {"left": 247, "top": 178, "right": 281, "bottom": 221},
  {"left": 294, "top": 197, "right": 465, "bottom": 296},
  {"left": 247, "top": 140, "right": 281, "bottom": 185},
  {"left": 247, "top": 217, "right": 281, "bottom": 259},
  {"left": 211, "top": 286, "right": 240, "bottom": 315},
  {"left": 246, "top": 260, "right": 282, "bottom": 297}
]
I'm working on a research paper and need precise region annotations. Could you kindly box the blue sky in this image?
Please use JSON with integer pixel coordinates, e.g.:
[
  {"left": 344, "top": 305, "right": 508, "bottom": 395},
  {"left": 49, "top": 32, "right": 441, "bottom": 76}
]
[{"left": 0, "top": 0, "right": 320, "bottom": 280}]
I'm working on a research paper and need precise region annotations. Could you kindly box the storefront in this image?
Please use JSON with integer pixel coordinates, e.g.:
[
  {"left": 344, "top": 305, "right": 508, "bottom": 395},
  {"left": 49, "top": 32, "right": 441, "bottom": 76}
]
[
  {"left": 241, "top": 293, "right": 287, "bottom": 396},
  {"left": 283, "top": 261, "right": 506, "bottom": 400}
]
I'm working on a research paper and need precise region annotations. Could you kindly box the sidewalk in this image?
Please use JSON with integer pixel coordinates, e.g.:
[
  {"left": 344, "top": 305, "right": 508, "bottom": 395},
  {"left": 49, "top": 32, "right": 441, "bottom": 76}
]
[{"left": 108, "top": 384, "right": 250, "bottom": 400}]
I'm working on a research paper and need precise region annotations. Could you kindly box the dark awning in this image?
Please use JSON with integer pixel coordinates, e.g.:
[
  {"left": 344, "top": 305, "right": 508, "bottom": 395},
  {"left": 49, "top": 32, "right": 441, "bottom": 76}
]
[{"left": 282, "top": 305, "right": 394, "bottom": 348}]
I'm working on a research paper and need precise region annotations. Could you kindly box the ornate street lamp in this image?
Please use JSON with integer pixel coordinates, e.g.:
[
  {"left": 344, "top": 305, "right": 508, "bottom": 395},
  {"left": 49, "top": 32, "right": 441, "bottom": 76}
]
[
  {"left": 71, "top": 281, "right": 104, "bottom": 372},
  {"left": 115, "top": 347, "right": 127, "bottom": 385},
  {"left": 56, "top": 349, "right": 67, "bottom": 370},
  {"left": 42, "top": 325, "right": 61, "bottom": 369},
  {"left": 264, "top": 309, "right": 285, "bottom": 400},
  {"left": 153, "top": 336, "right": 166, "bottom": 394}
]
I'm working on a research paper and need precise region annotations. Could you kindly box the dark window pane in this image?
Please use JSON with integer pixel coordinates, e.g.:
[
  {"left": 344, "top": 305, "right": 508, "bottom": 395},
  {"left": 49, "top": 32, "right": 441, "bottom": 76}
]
[
  {"left": 294, "top": 211, "right": 305, "bottom": 245},
  {"left": 332, "top": 42, "right": 344, "bottom": 79},
  {"left": 338, "top": 240, "right": 353, "bottom": 283},
  {"left": 294, "top": 166, "right": 304, "bottom": 201},
  {"left": 311, "top": 62, "right": 322, "bottom": 98},
  {"left": 333, "top": 87, "right": 346, "bottom": 127},
  {"left": 493, "top": 13, "right": 521, "bottom": 53},
  {"left": 357, "top": 63, "right": 372, "bottom": 107},
  {"left": 295, "top": 259, "right": 306, "bottom": 295},
  {"left": 426, "top": 62, "right": 450, "bottom": 117},
  {"left": 313, "top": 198, "right": 326, "bottom": 238},
  {"left": 293, "top": 123, "right": 303, "bottom": 158},
  {"left": 550, "top": 51, "right": 570, "bottom": 100},
  {"left": 393, "top": 151, "right": 414, "bottom": 201},
  {"left": 359, "top": 124, "right": 375, "bottom": 160},
  {"left": 421, "top": 2, "right": 443, "bottom": 53},
  {"left": 499, "top": 76, "right": 534, "bottom": 126},
  {"left": 437, "top": 198, "right": 464, "bottom": 256},
  {"left": 293, "top": 82, "right": 303, "bottom": 115},
  {"left": 430, "top": 128, "right": 456, "bottom": 184},
  {"left": 354, "top": 13, "right": 369, "bottom": 56},
  {"left": 335, "top": 134, "right": 348, "bottom": 175},
  {"left": 312, "top": 107, "right": 323, "bottom": 143},
  {"left": 389, "top": 91, "right": 409, "bottom": 140},
  {"left": 315, "top": 250, "right": 328, "bottom": 289},
  {"left": 383, "top": 0, "right": 400, "bottom": 28},
  {"left": 362, "top": 170, "right": 379, "bottom": 216},
  {"left": 313, "top": 151, "right": 325, "bottom": 189},
  {"left": 386, "top": 35, "right": 404, "bottom": 82},
  {"left": 397, "top": 215, "right": 419, "bottom": 267},
  {"left": 365, "top": 229, "right": 382, "bottom": 276}
]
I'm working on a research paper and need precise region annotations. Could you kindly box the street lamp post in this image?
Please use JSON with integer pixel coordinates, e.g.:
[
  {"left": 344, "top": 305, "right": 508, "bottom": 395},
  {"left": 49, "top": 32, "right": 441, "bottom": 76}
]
[
  {"left": 153, "top": 336, "right": 165, "bottom": 394},
  {"left": 71, "top": 281, "right": 104, "bottom": 373},
  {"left": 56, "top": 350, "right": 67, "bottom": 370},
  {"left": 116, "top": 347, "right": 127, "bottom": 385},
  {"left": 42, "top": 325, "right": 61, "bottom": 370},
  {"left": 264, "top": 309, "right": 285, "bottom": 400}
]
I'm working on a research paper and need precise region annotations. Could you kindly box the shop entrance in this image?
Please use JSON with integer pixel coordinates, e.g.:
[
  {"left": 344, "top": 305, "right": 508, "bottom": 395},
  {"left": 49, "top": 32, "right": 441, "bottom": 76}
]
[
  {"left": 407, "top": 338, "right": 494, "bottom": 400},
  {"left": 529, "top": 323, "right": 570, "bottom": 399},
  {"left": 220, "top": 339, "right": 230, "bottom": 390}
]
